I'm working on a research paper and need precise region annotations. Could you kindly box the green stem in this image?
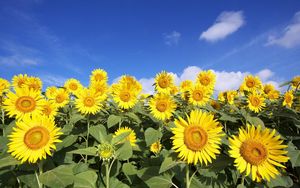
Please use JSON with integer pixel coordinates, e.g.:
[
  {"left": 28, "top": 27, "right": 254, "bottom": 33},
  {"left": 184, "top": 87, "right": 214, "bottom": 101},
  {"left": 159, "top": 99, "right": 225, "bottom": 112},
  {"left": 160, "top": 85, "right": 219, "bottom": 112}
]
[
  {"left": 241, "top": 174, "right": 245, "bottom": 186},
  {"left": 186, "top": 165, "right": 190, "bottom": 188},
  {"left": 1, "top": 109, "right": 5, "bottom": 136},
  {"left": 36, "top": 162, "right": 43, "bottom": 188},
  {"left": 85, "top": 116, "right": 90, "bottom": 163},
  {"left": 105, "top": 163, "right": 110, "bottom": 188}
]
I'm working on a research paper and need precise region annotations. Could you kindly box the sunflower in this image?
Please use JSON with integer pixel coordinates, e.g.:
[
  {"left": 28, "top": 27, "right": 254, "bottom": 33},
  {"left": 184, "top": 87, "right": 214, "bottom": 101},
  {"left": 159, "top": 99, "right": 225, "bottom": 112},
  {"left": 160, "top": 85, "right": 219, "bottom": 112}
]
[
  {"left": 242, "top": 75, "right": 262, "bottom": 92},
  {"left": 90, "top": 81, "right": 109, "bottom": 100},
  {"left": 0, "top": 78, "right": 10, "bottom": 95},
  {"left": 196, "top": 70, "right": 216, "bottom": 91},
  {"left": 90, "top": 69, "right": 108, "bottom": 84},
  {"left": 49, "top": 88, "right": 69, "bottom": 108},
  {"left": 45, "top": 86, "right": 58, "bottom": 99},
  {"left": 112, "top": 86, "right": 138, "bottom": 109},
  {"left": 150, "top": 141, "right": 162, "bottom": 154},
  {"left": 24, "top": 76, "right": 42, "bottom": 92},
  {"left": 226, "top": 90, "right": 237, "bottom": 105},
  {"left": 3, "top": 87, "right": 45, "bottom": 119},
  {"left": 12, "top": 74, "right": 29, "bottom": 89},
  {"left": 154, "top": 71, "right": 174, "bottom": 94},
  {"left": 218, "top": 92, "right": 226, "bottom": 102},
  {"left": 283, "top": 90, "right": 294, "bottom": 107},
  {"left": 229, "top": 125, "right": 289, "bottom": 182},
  {"left": 41, "top": 100, "right": 58, "bottom": 118},
  {"left": 247, "top": 93, "right": 265, "bottom": 113},
  {"left": 291, "top": 76, "right": 300, "bottom": 89},
  {"left": 267, "top": 90, "right": 280, "bottom": 101},
  {"left": 171, "top": 110, "right": 224, "bottom": 165},
  {"left": 188, "top": 84, "right": 210, "bottom": 106},
  {"left": 113, "top": 127, "right": 136, "bottom": 146},
  {"left": 180, "top": 80, "right": 193, "bottom": 100},
  {"left": 64, "top": 78, "right": 82, "bottom": 95},
  {"left": 7, "top": 115, "right": 62, "bottom": 163},
  {"left": 98, "top": 142, "right": 115, "bottom": 161},
  {"left": 118, "top": 75, "right": 142, "bottom": 94},
  {"left": 149, "top": 93, "right": 177, "bottom": 121},
  {"left": 210, "top": 100, "right": 221, "bottom": 110},
  {"left": 263, "top": 84, "right": 275, "bottom": 95},
  {"left": 75, "top": 88, "right": 103, "bottom": 115}
]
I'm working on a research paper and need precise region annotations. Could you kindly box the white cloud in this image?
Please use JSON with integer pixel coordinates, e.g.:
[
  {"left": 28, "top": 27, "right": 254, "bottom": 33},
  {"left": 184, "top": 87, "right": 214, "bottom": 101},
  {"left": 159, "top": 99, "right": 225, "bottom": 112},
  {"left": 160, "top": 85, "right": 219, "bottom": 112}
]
[
  {"left": 0, "top": 55, "right": 40, "bottom": 66},
  {"left": 266, "top": 11, "right": 300, "bottom": 48},
  {"left": 137, "top": 66, "right": 282, "bottom": 94},
  {"left": 40, "top": 75, "right": 67, "bottom": 86},
  {"left": 164, "top": 31, "right": 181, "bottom": 46},
  {"left": 200, "top": 11, "right": 245, "bottom": 42}
]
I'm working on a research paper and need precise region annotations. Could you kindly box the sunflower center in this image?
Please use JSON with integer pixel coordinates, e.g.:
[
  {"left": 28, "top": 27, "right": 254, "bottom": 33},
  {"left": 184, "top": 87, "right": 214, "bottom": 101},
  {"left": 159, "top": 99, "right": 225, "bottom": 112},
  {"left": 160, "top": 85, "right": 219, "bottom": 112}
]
[
  {"left": 158, "top": 78, "right": 169, "bottom": 88},
  {"left": 200, "top": 76, "right": 210, "bottom": 86},
  {"left": 69, "top": 83, "right": 78, "bottom": 90},
  {"left": 250, "top": 96, "right": 261, "bottom": 107},
  {"left": 285, "top": 95, "right": 292, "bottom": 103},
  {"left": 95, "top": 74, "right": 104, "bottom": 81},
  {"left": 240, "top": 140, "right": 268, "bottom": 165},
  {"left": 56, "top": 95, "right": 65, "bottom": 103},
  {"left": 192, "top": 90, "right": 203, "bottom": 101},
  {"left": 156, "top": 100, "right": 168, "bottom": 112},
  {"left": 246, "top": 80, "right": 255, "bottom": 88},
  {"left": 120, "top": 91, "right": 131, "bottom": 102},
  {"left": 16, "top": 96, "right": 36, "bottom": 112},
  {"left": 18, "top": 80, "right": 25, "bottom": 87},
  {"left": 43, "top": 106, "right": 52, "bottom": 116},
  {"left": 84, "top": 97, "right": 95, "bottom": 107},
  {"left": 24, "top": 126, "right": 50, "bottom": 150},
  {"left": 184, "top": 126, "right": 207, "bottom": 151}
]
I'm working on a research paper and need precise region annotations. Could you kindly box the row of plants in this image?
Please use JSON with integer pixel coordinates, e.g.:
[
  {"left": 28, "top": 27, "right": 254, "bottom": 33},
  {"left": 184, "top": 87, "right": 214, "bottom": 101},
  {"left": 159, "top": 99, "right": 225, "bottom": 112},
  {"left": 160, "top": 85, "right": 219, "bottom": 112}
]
[{"left": 0, "top": 69, "right": 299, "bottom": 188}]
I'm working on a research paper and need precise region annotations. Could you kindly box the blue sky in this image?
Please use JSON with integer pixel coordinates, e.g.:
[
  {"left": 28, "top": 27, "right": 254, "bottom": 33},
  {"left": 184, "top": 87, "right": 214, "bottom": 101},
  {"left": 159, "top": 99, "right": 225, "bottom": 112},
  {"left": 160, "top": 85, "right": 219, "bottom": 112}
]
[{"left": 0, "top": 0, "right": 300, "bottom": 92}]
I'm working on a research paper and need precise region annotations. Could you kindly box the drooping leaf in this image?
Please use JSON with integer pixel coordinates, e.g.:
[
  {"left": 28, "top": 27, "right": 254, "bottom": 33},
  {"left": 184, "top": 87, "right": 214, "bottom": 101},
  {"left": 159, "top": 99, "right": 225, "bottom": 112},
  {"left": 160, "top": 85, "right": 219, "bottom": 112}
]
[
  {"left": 107, "top": 115, "right": 122, "bottom": 128},
  {"left": 39, "top": 165, "right": 74, "bottom": 188},
  {"left": 69, "top": 147, "right": 97, "bottom": 156},
  {"left": 115, "top": 141, "right": 132, "bottom": 160},
  {"left": 74, "top": 170, "right": 98, "bottom": 188},
  {"left": 144, "top": 127, "right": 162, "bottom": 146},
  {"left": 89, "top": 124, "right": 108, "bottom": 143},
  {"left": 0, "top": 155, "right": 19, "bottom": 169}
]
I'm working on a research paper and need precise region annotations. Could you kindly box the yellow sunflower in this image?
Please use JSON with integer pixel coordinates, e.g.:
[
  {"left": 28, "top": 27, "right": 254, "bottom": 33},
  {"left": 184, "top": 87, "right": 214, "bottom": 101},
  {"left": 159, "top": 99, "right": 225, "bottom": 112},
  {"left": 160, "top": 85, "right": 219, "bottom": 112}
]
[
  {"left": 188, "top": 84, "right": 210, "bottom": 106},
  {"left": 75, "top": 88, "right": 103, "bottom": 115},
  {"left": 12, "top": 74, "right": 29, "bottom": 89},
  {"left": 49, "top": 88, "right": 69, "bottom": 108},
  {"left": 64, "top": 78, "right": 82, "bottom": 95},
  {"left": 283, "top": 90, "right": 294, "bottom": 107},
  {"left": 226, "top": 90, "right": 237, "bottom": 105},
  {"left": 41, "top": 100, "right": 58, "bottom": 118},
  {"left": 90, "top": 69, "right": 108, "bottom": 84},
  {"left": 171, "top": 110, "right": 224, "bottom": 165},
  {"left": 3, "top": 87, "right": 45, "bottom": 119},
  {"left": 247, "top": 93, "right": 266, "bottom": 113},
  {"left": 242, "top": 75, "right": 263, "bottom": 92},
  {"left": 112, "top": 86, "right": 138, "bottom": 109},
  {"left": 263, "top": 84, "right": 275, "bottom": 95},
  {"left": 154, "top": 71, "right": 174, "bottom": 94},
  {"left": 210, "top": 100, "right": 221, "bottom": 110},
  {"left": 218, "top": 91, "right": 226, "bottom": 102},
  {"left": 267, "top": 90, "right": 280, "bottom": 101},
  {"left": 291, "top": 76, "right": 300, "bottom": 89},
  {"left": 118, "top": 75, "right": 142, "bottom": 94},
  {"left": 45, "top": 86, "right": 58, "bottom": 99},
  {"left": 180, "top": 80, "right": 193, "bottom": 100},
  {"left": 150, "top": 141, "right": 162, "bottom": 154},
  {"left": 0, "top": 78, "right": 10, "bottom": 95},
  {"left": 8, "top": 115, "right": 62, "bottom": 163},
  {"left": 24, "top": 76, "right": 42, "bottom": 92},
  {"left": 196, "top": 70, "right": 216, "bottom": 91},
  {"left": 90, "top": 81, "right": 109, "bottom": 100},
  {"left": 113, "top": 127, "right": 136, "bottom": 146},
  {"left": 149, "top": 93, "right": 177, "bottom": 121},
  {"left": 229, "top": 125, "right": 289, "bottom": 182}
]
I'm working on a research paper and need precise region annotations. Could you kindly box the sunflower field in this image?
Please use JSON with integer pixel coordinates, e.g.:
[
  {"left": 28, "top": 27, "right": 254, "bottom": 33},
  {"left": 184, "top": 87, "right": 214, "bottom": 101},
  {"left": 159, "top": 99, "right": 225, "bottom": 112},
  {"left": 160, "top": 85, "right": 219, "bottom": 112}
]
[{"left": 0, "top": 69, "right": 299, "bottom": 188}]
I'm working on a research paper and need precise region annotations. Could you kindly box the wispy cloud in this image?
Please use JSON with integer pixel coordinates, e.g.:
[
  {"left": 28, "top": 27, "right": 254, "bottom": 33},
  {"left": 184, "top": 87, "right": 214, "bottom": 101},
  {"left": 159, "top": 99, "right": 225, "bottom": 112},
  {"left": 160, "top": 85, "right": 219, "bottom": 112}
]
[
  {"left": 164, "top": 31, "right": 181, "bottom": 46},
  {"left": 200, "top": 11, "right": 245, "bottom": 42},
  {"left": 40, "top": 74, "right": 67, "bottom": 87},
  {"left": 266, "top": 11, "right": 300, "bottom": 48}
]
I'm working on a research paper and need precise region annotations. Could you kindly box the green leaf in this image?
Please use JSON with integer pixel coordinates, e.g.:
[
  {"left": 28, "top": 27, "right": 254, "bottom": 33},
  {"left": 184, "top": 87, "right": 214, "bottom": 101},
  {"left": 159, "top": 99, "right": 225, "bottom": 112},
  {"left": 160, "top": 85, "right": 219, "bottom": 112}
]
[
  {"left": 39, "top": 165, "right": 74, "bottom": 188},
  {"left": 69, "top": 147, "right": 97, "bottom": 156},
  {"left": 287, "top": 142, "right": 300, "bottom": 167},
  {"left": 267, "top": 174, "right": 293, "bottom": 187},
  {"left": 144, "top": 127, "right": 162, "bottom": 146},
  {"left": 122, "top": 162, "right": 137, "bottom": 176},
  {"left": 111, "top": 131, "right": 131, "bottom": 145},
  {"left": 56, "top": 135, "right": 77, "bottom": 151},
  {"left": 219, "top": 113, "right": 238, "bottom": 123},
  {"left": 107, "top": 115, "right": 122, "bottom": 128},
  {"left": 70, "top": 113, "right": 84, "bottom": 124},
  {"left": 89, "top": 124, "right": 108, "bottom": 143},
  {"left": 74, "top": 170, "right": 98, "bottom": 188},
  {"left": 115, "top": 141, "right": 132, "bottom": 160},
  {"left": 18, "top": 173, "right": 39, "bottom": 188},
  {"left": 109, "top": 177, "right": 130, "bottom": 188},
  {"left": 125, "top": 112, "right": 141, "bottom": 124},
  {"left": 0, "top": 155, "right": 19, "bottom": 169},
  {"left": 246, "top": 116, "right": 265, "bottom": 127},
  {"left": 159, "top": 152, "right": 179, "bottom": 174},
  {"left": 137, "top": 166, "right": 174, "bottom": 188}
]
